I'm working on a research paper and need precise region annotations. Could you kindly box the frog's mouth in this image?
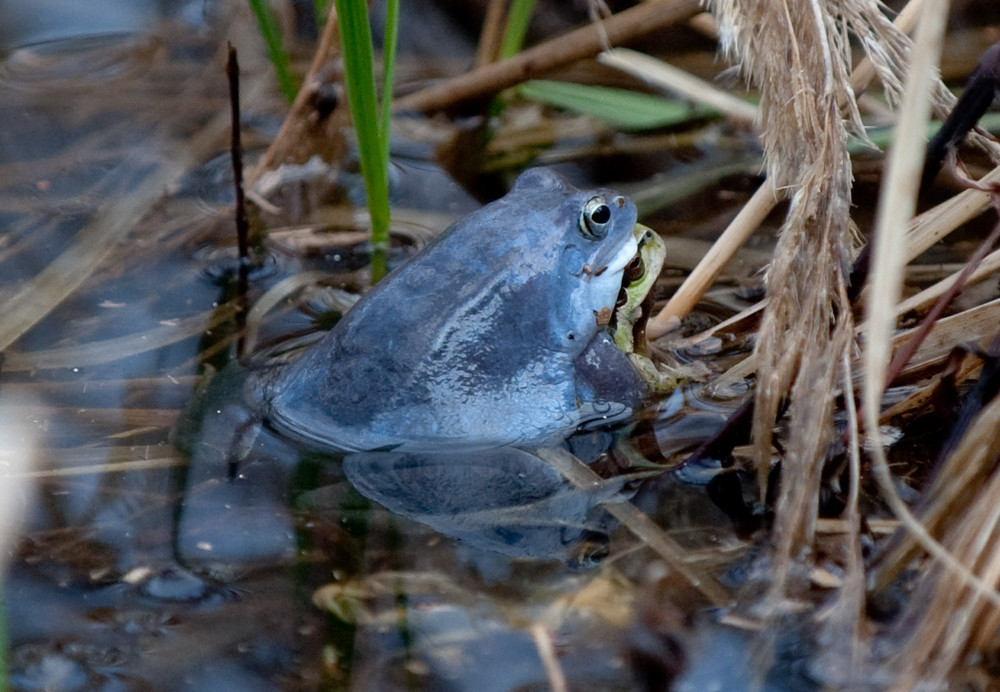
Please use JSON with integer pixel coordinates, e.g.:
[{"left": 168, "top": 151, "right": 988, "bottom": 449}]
[
  {"left": 591, "top": 231, "right": 639, "bottom": 281},
  {"left": 616, "top": 255, "right": 646, "bottom": 308}
]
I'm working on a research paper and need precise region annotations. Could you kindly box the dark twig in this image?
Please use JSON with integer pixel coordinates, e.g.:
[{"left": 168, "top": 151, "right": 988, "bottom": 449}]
[
  {"left": 921, "top": 40, "right": 1000, "bottom": 192},
  {"left": 226, "top": 43, "right": 250, "bottom": 358},
  {"left": 850, "top": 41, "right": 1000, "bottom": 301},
  {"left": 935, "top": 340, "right": 1000, "bottom": 465},
  {"left": 884, "top": 182, "right": 1000, "bottom": 387}
]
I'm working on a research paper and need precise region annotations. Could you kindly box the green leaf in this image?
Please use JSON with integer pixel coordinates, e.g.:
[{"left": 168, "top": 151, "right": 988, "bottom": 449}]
[
  {"left": 517, "top": 80, "right": 716, "bottom": 131},
  {"left": 335, "top": 0, "right": 391, "bottom": 262},
  {"left": 247, "top": 0, "right": 298, "bottom": 103},
  {"left": 498, "top": 0, "right": 536, "bottom": 60}
]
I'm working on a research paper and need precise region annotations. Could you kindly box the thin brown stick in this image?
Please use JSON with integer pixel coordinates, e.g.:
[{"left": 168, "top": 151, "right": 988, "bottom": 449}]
[
  {"left": 648, "top": 180, "right": 776, "bottom": 337},
  {"left": 394, "top": 0, "right": 703, "bottom": 114}
]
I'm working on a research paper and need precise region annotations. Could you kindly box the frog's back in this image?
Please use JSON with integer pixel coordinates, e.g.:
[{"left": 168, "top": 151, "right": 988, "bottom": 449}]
[{"left": 261, "top": 169, "right": 642, "bottom": 452}]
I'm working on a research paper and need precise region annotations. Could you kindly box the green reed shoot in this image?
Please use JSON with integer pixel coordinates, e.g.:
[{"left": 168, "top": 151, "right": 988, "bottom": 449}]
[
  {"left": 498, "top": 0, "right": 536, "bottom": 60},
  {"left": 314, "top": 0, "right": 330, "bottom": 29},
  {"left": 247, "top": 0, "right": 298, "bottom": 103},
  {"left": 518, "top": 80, "right": 717, "bottom": 130},
  {"left": 335, "top": 0, "right": 398, "bottom": 281}
]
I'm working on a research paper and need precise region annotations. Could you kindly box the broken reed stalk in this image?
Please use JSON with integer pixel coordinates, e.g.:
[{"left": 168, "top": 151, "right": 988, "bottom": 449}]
[
  {"left": 896, "top": 246, "right": 1000, "bottom": 315},
  {"left": 248, "top": 1, "right": 344, "bottom": 184},
  {"left": 393, "top": 0, "right": 703, "bottom": 113},
  {"left": 883, "top": 212, "right": 1000, "bottom": 386},
  {"left": 890, "top": 297, "right": 1000, "bottom": 376}
]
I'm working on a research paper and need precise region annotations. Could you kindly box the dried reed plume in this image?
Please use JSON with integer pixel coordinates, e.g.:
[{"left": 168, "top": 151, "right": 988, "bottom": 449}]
[{"left": 707, "top": 0, "right": 944, "bottom": 607}]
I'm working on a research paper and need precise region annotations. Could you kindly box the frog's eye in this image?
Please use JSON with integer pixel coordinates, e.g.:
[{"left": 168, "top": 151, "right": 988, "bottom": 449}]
[
  {"left": 623, "top": 253, "right": 645, "bottom": 284},
  {"left": 580, "top": 197, "right": 612, "bottom": 239}
]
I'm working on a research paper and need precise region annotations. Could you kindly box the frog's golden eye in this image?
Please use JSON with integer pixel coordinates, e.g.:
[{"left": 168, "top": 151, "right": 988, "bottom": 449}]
[{"left": 580, "top": 197, "right": 612, "bottom": 239}]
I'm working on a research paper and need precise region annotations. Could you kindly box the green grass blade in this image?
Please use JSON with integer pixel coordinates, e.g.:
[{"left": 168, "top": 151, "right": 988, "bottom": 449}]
[
  {"left": 518, "top": 80, "right": 717, "bottom": 131},
  {"left": 247, "top": 0, "right": 298, "bottom": 103},
  {"left": 380, "top": 0, "right": 400, "bottom": 169},
  {"left": 314, "top": 0, "right": 329, "bottom": 28},
  {"left": 498, "top": 0, "right": 536, "bottom": 60},
  {"left": 335, "top": 0, "right": 390, "bottom": 255}
]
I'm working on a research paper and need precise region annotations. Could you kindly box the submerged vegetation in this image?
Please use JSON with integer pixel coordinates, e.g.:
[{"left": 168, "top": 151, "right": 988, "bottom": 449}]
[{"left": 5, "top": 0, "right": 1000, "bottom": 689}]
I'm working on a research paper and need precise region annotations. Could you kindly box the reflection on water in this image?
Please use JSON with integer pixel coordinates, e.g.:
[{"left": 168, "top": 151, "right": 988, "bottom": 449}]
[{"left": 342, "top": 447, "right": 625, "bottom": 564}]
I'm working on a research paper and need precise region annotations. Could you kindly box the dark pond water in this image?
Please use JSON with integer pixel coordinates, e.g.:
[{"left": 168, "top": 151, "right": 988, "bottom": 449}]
[{"left": 0, "top": 2, "right": 806, "bottom": 690}]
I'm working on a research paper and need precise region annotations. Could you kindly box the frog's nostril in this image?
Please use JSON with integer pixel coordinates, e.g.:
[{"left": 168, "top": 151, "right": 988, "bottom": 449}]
[{"left": 615, "top": 196, "right": 625, "bottom": 208}]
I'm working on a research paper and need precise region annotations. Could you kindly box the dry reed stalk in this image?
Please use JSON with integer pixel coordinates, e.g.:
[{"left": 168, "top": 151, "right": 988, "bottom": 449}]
[
  {"left": 895, "top": 247, "right": 1000, "bottom": 315},
  {"left": 862, "top": 0, "right": 963, "bottom": 594},
  {"left": 648, "top": 180, "right": 775, "bottom": 336},
  {"left": 709, "top": 0, "right": 872, "bottom": 608},
  {"left": 645, "top": 0, "right": 936, "bottom": 339},
  {"left": 529, "top": 623, "right": 569, "bottom": 692},
  {"left": 891, "top": 297, "right": 1000, "bottom": 374},
  {"left": 855, "top": 3, "right": 1000, "bottom": 685},
  {"left": 248, "top": 1, "right": 348, "bottom": 184},
  {"left": 880, "top": 391, "right": 1000, "bottom": 688},
  {"left": 535, "top": 447, "right": 730, "bottom": 607},
  {"left": 475, "top": 0, "right": 509, "bottom": 67},
  {"left": 596, "top": 47, "right": 759, "bottom": 125},
  {"left": 903, "top": 163, "right": 1000, "bottom": 260},
  {"left": 393, "top": 0, "right": 703, "bottom": 114}
]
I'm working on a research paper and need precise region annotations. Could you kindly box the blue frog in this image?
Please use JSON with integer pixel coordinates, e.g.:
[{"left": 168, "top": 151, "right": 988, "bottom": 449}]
[{"left": 254, "top": 168, "right": 660, "bottom": 452}]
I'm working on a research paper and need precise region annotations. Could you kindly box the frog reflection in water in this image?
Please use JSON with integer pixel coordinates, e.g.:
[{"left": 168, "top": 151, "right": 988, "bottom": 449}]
[
  {"left": 175, "top": 168, "right": 669, "bottom": 566},
  {"left": 255, "top": 168, "right": 667, "bottom": 452}
]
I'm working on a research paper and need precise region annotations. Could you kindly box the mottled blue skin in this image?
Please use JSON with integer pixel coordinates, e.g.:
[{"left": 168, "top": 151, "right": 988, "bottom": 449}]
[{"left": 261, "top": 168, "right": 645, "bottom": 451}]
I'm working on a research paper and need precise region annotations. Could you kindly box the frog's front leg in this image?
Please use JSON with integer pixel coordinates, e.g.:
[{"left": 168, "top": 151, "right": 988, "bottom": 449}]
[{"left": 627, "top": 352, "right": 690, "bottom": 394}]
